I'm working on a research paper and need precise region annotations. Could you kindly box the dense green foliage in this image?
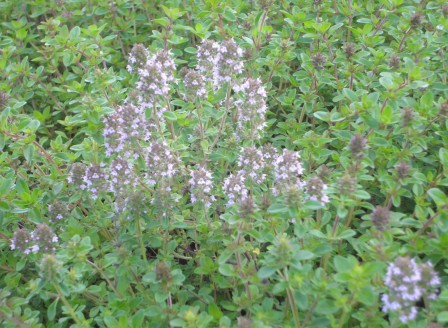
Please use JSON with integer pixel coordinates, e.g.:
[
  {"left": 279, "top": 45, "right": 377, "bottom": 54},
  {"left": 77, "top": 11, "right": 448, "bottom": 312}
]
[{"left": 1, "top": 0, "right": 448, "bottom": 327}]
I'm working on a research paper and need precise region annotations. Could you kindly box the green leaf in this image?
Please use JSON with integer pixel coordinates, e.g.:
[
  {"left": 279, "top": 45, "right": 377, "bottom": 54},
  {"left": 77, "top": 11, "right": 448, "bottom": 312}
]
[
  {"left": 381, "top": 106, "right": 392, "bottom": 124},
  {"left": 379, "top": 76, "right": 394, "bottom": 89},
  {"left": 0, "top": 178, "right": 12, "bottom": 195},
  {"left": 337, "top": 206, "right": 348, "bottom": 218},
  {"left": 132, "top": 310, "right": 146, "bottom": 327},
  {"left": 16, "top": 28, "right": 27, "bottom": 40},
  {"left": 315, "top": 299, "right": 338, "bottom": 315},
  {"left": 24, "top": 144, "right": 34, "bottom": 163},
  {"left": 338, "top": 229, "right": 356, "bottom": 239},
  {"left": 428, "top": 188, "right": 448, "bottom": 207},
  {"left": 333, "top": 255, "right": 357, "bottom": 273},
  {"left": 47, "top": 299, "right": 58, "bottom": 321},
  {"left": 354, "top": 190, "right": 370, "bottom": 200},
  {"left": 258, "top": 266, "right": 277, "bottom": 279},
  {"left": 438, "top": 311, "right": 448, "bottom": 323},
  {"left": 163, "top": 111, "right": 178, "bottom": 121},
  {"left": 222, "top": 9, "right": 236, "bottom": 22},
  {"left": 69, "top": 26, "right": 81, "bottom": 40},
  {"left": 184, "top": 47, "right": 197, "bottom": 54},
  {"left": 342, "top": 88, "right": 357, "bottom": 102},
  {"left": 358, "top": 287, "right": 375, "bottom": 306},
  {"left": 303, "top": 200, "right": 323, "bottom": 210},
  {"left": 296, "top": 250, "right": 314, "bottom": 260},
  {"left": 314, "top": 111, "right": 330, "bottom": 121},
  {"left": 219, "top": 263, "right": 235, "bottom": 277},
  {"left": 208, "top": 303, "right": 223, "bottom": 321},
  {"left": 440, "top": 148, "right": 448, "bottom": 168},
  {"left": 267, "top": 203, "right": 289, "bottom": 214},
  {"left": 103, "top": 316, "right": 119, "bottom": 327}
]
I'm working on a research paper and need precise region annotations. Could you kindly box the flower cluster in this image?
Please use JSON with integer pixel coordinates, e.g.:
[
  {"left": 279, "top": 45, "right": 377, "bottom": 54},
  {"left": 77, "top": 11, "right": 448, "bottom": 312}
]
[
  {"left": 273, "top": 150, "right": 304, "bottom": 195},
  {"left": 233, "top": 78, "right": 267, "bottom": 139},
  {"left": 144, "top": 141, "right": 181, "bottom": 186},
  {"left": 115, "top": 191, "right": 150, "bottom": 220},
  {"left": 103, "top": 103, "right": 152, "bottom": 157},
  {"left": 48, "top": 200, "right": 69, "bottom": 222},
  {"left": 305, "top": 176, "right": 329, "bottom": 205},
  {"left": 67, "top": 162, "right": 87, "bottom": 186},
  {"left": 180, "top": 68, "right": 207, "bottom": 101},
  {"left": 382, "top": 256, "right": 440, "bottom": 323},
  {"left": 349, "top": 134, "right": 367, "bottom": 159},
  {"left": 223, "top": 173, "right": 248, "bottom": 207},
  {"left": 338, "top": 174, "right": 357, "bottom": 196},
  {"left": 371, "top": 206, "right": 390, "bottom": 231},
  {"left": 189, "top": 166, "right": 215, "bottom": 207},
  {"left": 311, "top": 52, "right": 326, "bottom": 71},
  {"left": 106, "top": 156, "right": 138, "bottom": 199},
  {"left": 135, "top": 50, "right": 176, "bottom": 116},
  {"left": 237, "top": 146, "right": 266, "bottom": 185},
  {"left": 127, "top": 43, "right": 149, "bottom": 73},
  {"left": 79, "top": 163, "right": 107, "bottom": 200},
  {"left": 10, "top": 224, "right": 58, "bottom": 255},
  {"left": 197, "top": 39, "right": 244, "bottom": 88}
]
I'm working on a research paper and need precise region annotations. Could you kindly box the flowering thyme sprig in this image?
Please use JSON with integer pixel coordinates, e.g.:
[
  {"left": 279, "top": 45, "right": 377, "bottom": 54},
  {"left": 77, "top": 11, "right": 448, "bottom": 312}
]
[
  {"left": 272, "top": 149, "right": 304, "bottom": 195},
  {"left": 233, "top": 78, "right": 267, "bottom": 140},
  {"left": 382, "top": 256, "right": 440, "bottom": 323},
  {"left": 197, "top": 39, "right": 244, "bottom": 89},
  {"left": 11, "top": 224, "right": 58, "bottom": 255},
  {"left": 189, "top": 166, "right": 215, "bottom": 207},
  {"left": 223, "top": 173, "right": 248, "bottom": 207}
]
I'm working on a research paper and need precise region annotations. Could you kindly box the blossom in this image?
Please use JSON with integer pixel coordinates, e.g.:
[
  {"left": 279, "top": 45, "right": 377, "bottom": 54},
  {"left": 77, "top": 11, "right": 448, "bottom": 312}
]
[
  {"left": 189, "top": 166, "right": 215, "bottom": 207},
  {"left": 103, "top": 103, "right": 153, "bottom": 158},
  {"left": 382, "top": 256, "right": 441, "bottom": 323},
  {"left": 223, "top": 173, "right": 248, "bottom": 207},
  {"left": 237, "top": 146, "right": 266, "bottom": 184},
  {"left": 305, "top": 176, "right": 329, "bottom": 205},
  {"left": 144, "top": 141, "right": 181, "bottom": 186},
  {"left": 272, "top": 149, "right": 304, "bottom": 195},
  {"left": 197, "top": 39, "right": 244, "bottom": 89},
  {"left": 233, "top": 78, "right": 267, "bottom": 140}
]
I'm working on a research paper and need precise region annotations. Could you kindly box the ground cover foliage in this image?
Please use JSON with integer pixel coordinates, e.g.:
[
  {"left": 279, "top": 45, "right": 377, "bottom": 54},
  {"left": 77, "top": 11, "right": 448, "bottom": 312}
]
[{"left": 0, "top": 0, "right": 448, "bottom": 327}]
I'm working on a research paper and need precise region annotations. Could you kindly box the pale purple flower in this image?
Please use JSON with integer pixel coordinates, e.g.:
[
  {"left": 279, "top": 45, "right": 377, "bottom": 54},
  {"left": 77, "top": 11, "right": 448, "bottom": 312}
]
[
  {"left": 189, "top": 166, "right": 215, "bottom": 207},
  {"left": 237, "top": 146, "right": 266, "bottom": 184},
  {"left": 223, "top": 173, "right": 248, "bottom": 207},
  {"left": 273, "top": 150, "right": 304, "bottom": 195},
  {"left": 382, "top": 256, "right": 441, "bottom": 323},
  {"left": 233, "top": 78, "right": 267, "bottom": 140}
]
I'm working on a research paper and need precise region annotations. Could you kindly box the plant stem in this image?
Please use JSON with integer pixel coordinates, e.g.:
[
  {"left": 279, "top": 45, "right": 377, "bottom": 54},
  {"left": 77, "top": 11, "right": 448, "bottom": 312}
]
[
  {"left": 279, "top": 268, "right": 301, "bottom": 328},
  {"left": 136, "top": 218, "right": 147, "bottom": 261},
  {"left": 52, "top": 280, "right": 87, "bottom": 327}
]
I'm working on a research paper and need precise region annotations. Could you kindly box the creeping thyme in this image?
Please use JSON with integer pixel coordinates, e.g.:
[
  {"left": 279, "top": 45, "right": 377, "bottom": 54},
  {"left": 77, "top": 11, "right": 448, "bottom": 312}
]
[
  {"left": 237, "top": 146, "right": 267, "bottom": 185},
  {"left": 382, "top": 257, "right": 440, "bottom": 323},
  {"left": 134, "top": 50, "right": 176, "bottom": 117},
  {"left": 371, "top": 206, "right": 390, "bottom": 231},
  {"left": 197, "top": 39, "right": 244, "bottom": 89},
  {"left": 272, "top": 149, "right": 304, "bottom": 195},
  {"left": 233, "top": 78, "right": 267, "bottom": 140},
  {"left": 79, "top": 163, "right": 107, "bottom": 200},
  {"left": 48, "top": 200, "right": 69, "bottom": 222},
  {"left": 10, "top": 229, "right": 32, "bottom": 254},
  {"left": 305, "top": 176, "right": 329, "bottom": 205},
  {"left": 144, "top": 141, "right": 181, "bottom": 186},
  {"left": 11, "top": 225, "right": 58, "bottom": 255},
  {"left": 189, "top": 166, "right": 215, "bottom": 207},
  {"left": 311, "top": 52, "right": 326, "bottom": 71},
  {"left": 181, "top": 68, "right": 207, "bottom": 101},
  {"left": 223, "top": 173, "right": 248, "bottom": 207},
  {"left": 349, "top": 134, "right": 367, "bottom": 159},
  {"left": 103, "top": 103, "right": 153, "bottom": 158}
]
